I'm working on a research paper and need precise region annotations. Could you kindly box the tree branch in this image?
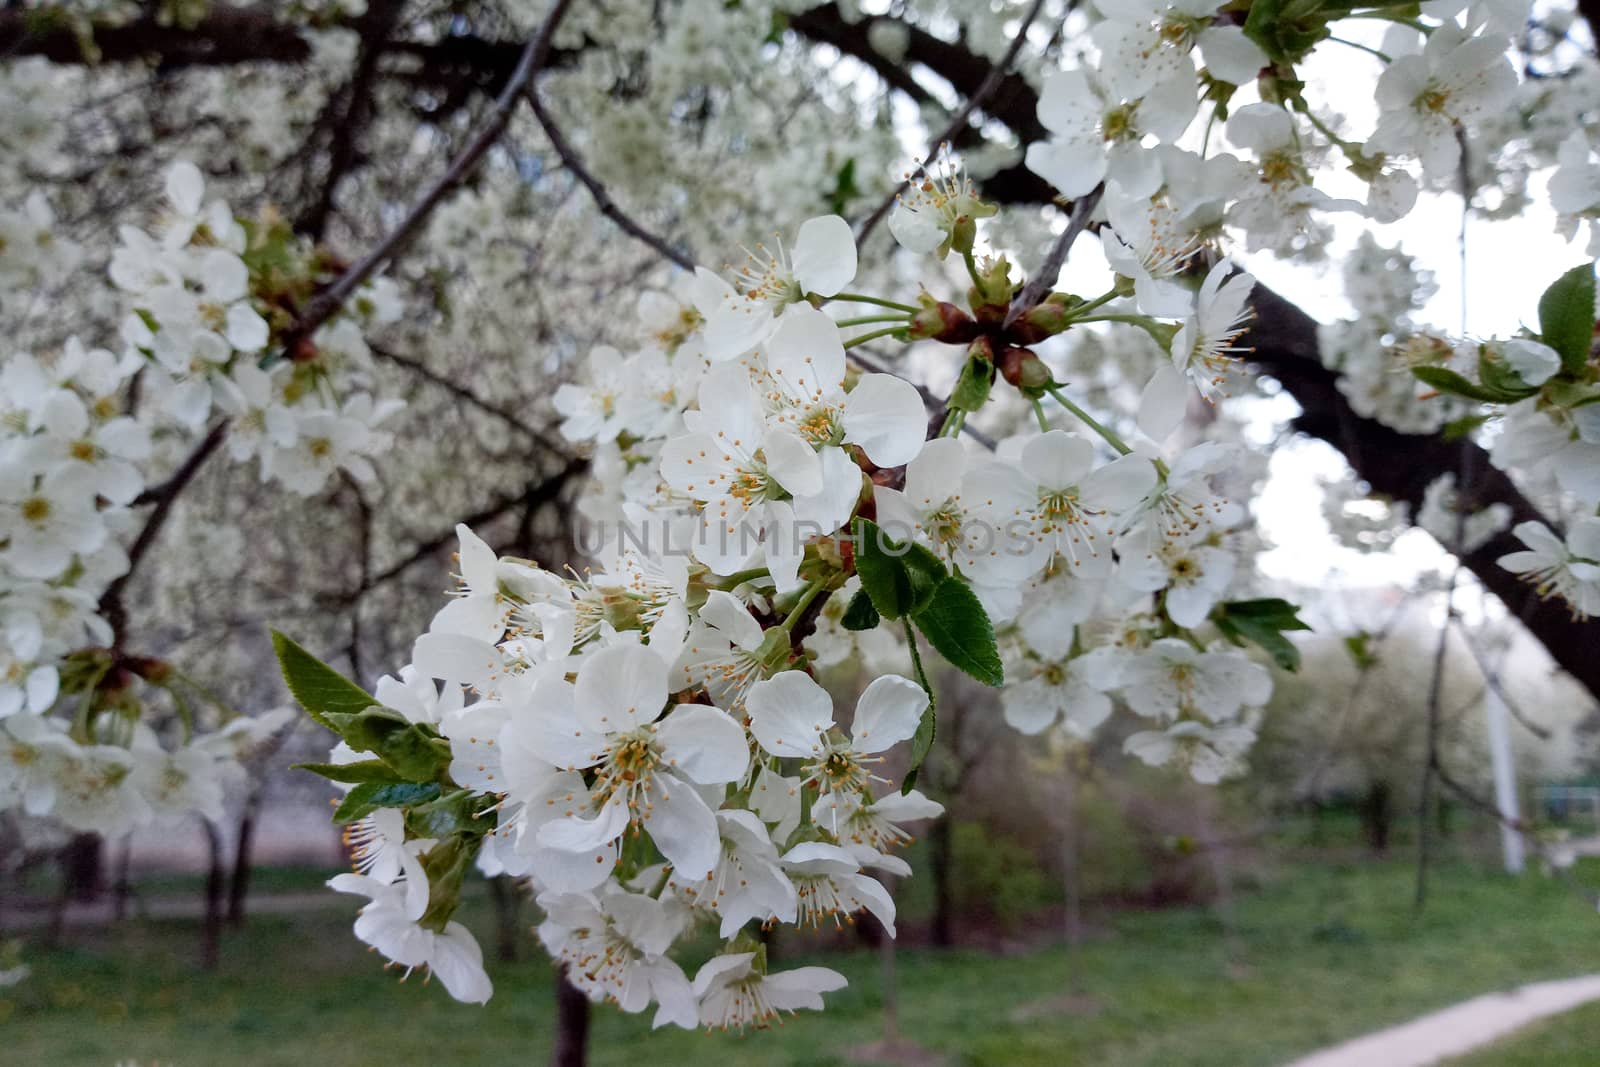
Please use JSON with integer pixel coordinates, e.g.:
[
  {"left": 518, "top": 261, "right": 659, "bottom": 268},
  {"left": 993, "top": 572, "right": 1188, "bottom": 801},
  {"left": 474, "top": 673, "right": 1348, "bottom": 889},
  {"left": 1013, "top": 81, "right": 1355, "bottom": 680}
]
[
  {"left": 853, "top": 0, "right": 1052, "bottom": 242},
  {"left": 286, "top": 0, "right": 574, "bottom": 344},
  {"left": 0, "top": 8, "right": 318, "bottom": 67},
  {"left": 524, "top": 85, "right": 696, "bottom": 271},
  {"left": 98, "top": 420, "right": 230, "bottom": 648}
]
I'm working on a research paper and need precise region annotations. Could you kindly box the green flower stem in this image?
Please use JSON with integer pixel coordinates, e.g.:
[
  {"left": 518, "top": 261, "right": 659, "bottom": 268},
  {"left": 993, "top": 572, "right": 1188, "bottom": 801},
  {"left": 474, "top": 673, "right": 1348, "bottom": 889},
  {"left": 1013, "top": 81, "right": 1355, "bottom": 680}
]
[
  {"left": 830, "top": 292, "right": 918, "bottom": 313},
  {"left": 903, "top": 619, "right": 935, "bottom": 714},
  {"left": 939, "top": 407, "right": 967, "bottom": 438},
  {"left": 1063, "top": 289, "right": 1120, "bottom": 322},
  {"left": 1045, "top": 385, "right": 1133, "bottom": 456},
  {"left": 835, "top": 314, "right": 912, "bottom": 327},
  {"left": 1031, "top": 398, "right": 1051, "bottom": 432},
  {"left": 1326, "top": 35, "right": 1392, "bottom": 63},
  {"left": 780, "top": 579, "right": 827, "bottom": 632},
  {"left": 843, "top": 326, "right": 907, "bottom": 349},
  {"left": 963, "top": 248, "right": 985, "bottom": 290},
  {"left": 715, "top": 568, "right": 771, "bottom": 590}
]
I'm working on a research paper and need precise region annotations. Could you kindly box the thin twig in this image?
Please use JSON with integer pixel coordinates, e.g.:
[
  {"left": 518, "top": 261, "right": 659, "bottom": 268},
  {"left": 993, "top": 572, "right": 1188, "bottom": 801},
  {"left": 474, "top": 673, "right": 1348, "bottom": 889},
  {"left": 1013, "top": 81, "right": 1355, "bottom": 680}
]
[
  {"left": 99, "top": 420, "right": 231, "bottom": 648},
  {"left": 369, "top": 342, "right": 572, "bottom": 457},
  {"left": 1449, "top": 617, "right": 1552, "bottom": 741},
  {"left": 854, "top": 0, "right": 1051, "bottom": 243},
  {"left": 288, "top": 0, "right": 575, "bottom": 341},
  {"left": 1004, "top": 183, "right": 1102, "bottom": 327},
  {"left": 526, "top": 87, "right": 696, "bottom": 271}
]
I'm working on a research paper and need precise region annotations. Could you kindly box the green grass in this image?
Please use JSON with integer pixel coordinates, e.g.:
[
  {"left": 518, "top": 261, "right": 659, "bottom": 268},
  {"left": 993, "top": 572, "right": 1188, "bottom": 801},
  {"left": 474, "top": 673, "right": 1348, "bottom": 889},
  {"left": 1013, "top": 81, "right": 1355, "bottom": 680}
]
[
  {"left": 1445, "top": 1000, "right": 1600, "bottom": 1065},
  {"left": 5, "top": 857, "right": 1599, "bottom": 1066}
]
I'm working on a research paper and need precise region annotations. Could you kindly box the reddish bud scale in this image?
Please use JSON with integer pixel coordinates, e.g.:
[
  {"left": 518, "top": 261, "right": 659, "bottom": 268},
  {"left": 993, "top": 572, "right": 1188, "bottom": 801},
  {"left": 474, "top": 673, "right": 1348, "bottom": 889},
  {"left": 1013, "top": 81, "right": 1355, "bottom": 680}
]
[
  {"left": 907, "top": 302, "right": 980, "bottom": 344},
  {"left": 998, "top": 347, "right": 1052, "bottom": 391}
]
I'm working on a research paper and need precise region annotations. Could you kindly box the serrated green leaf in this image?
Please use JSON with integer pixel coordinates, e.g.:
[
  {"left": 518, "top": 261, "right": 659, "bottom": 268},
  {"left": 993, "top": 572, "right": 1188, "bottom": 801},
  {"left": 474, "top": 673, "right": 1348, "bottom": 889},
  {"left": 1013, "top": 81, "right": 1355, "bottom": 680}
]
[
  {"left": 912, "top": 577, "right": 1003, "bottom": 686},
  {"left": 331, "top": 781, "right": 442, "bottom": 824},
  {"left": 1538, "top": 262, "right": 1597, "bottom": 375},
  {"left": 1210, "top": 599, "right": 1312, "bottom": 672},
  {"left": 293, "top": 760, "right": 397, "bottom": 784},
  {"left": 1411, "top": 366, "right": 1528, "bottom": 404},
  {"left": 840, "top": 588, "right": 881, "bottom": 631},
  {"left": 405, "top": 788, "right": 499, "bottom": 839},
  {"left": 854, "top": 518, "right": 947, "bottom": 620},
  {"left": 324, "top": 706, "right": 452, "bottom": 782},
  {"left": 272, "top": 630, "right": 375, "bottom": 731}
]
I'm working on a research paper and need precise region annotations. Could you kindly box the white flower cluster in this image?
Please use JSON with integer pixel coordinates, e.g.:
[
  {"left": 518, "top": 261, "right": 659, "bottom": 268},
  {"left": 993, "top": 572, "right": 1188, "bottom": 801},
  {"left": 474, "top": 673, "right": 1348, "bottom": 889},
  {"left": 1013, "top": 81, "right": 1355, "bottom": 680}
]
[
  {"left": 109, "top": 163, "right": 404, "bottom": 492},
  {"left": 0, "top": 160, "right": 403, "bottom": 838},
  {"left": 315, "top": 195, "right": 1279, "bottom": 1026}
]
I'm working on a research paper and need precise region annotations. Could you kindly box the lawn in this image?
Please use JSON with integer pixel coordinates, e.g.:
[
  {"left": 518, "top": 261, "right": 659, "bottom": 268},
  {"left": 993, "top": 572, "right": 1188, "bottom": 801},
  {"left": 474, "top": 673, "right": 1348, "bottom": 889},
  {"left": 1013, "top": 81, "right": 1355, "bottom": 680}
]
[
  {"left": 1445, "top": 1000, "right": 1600, "bottom": 1065},
  {"left": 5, "top": 856, "right": 1598, "bottom": 1066}
]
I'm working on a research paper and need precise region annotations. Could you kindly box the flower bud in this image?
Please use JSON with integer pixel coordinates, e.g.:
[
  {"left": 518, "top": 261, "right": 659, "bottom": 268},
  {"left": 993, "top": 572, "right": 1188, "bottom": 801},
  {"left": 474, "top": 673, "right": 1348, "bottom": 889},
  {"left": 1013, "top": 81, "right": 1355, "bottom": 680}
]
[
  {"left": 1012, "top": 295, "right": 1084, "bottom": 342},
  {"left": 998, "top": 346, "right": 1053, "bottom": 392},
  {"left": 906, "top": 298, "right": 978, "bottom": 343}
]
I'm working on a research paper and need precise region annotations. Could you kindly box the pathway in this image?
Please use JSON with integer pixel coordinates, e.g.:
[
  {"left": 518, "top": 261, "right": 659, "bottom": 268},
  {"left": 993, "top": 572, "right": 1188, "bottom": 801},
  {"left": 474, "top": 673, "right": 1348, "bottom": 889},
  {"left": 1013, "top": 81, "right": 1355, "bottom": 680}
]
[{"left": 1284, "top": 973, "right": 1600, "bottom": 1067}]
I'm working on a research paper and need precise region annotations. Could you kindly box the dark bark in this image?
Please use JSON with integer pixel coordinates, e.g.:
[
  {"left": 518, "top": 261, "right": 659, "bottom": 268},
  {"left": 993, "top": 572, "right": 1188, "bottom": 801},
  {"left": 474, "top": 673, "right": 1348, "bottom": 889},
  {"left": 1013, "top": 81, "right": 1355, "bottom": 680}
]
[
  {"left": 112, "top": 837, "right": 134, "bottom": 921},
  {"left": 60, "top": 832, "right": 103, "bottom": 902},
  {"left": 929, "top": 814, "right": 955, "bottom": 947},
  {"left": 1359, "top": 780, "right": 1393, "bottom": 854},
  {"left": 489, "top": 875, "right": 521, "bottom": 963},
  {"left": 227, "top": 786, "right": 262, "bottom": 926},
  {"left": 551, "top": 967, "right": 591, "bottom": 1067},
  {"left": 0, "top": 9, "right": 318, "bottom": 68},
  {"left": 294, "top": 0, "right": 408, "bottom": 239},
  {"left": 200, "top": 819, "right": 226, "bottom": 971}
]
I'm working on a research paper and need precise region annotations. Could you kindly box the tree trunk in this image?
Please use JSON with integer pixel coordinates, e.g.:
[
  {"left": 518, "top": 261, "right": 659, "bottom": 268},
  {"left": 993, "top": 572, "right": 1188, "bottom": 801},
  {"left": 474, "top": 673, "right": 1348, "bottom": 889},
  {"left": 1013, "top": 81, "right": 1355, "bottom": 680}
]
[
  {"left": 1061, "top": 762, "right": 1083, "bottom": 995},
  {"left": 112, "top": 837, "right": 134, "bottom": 921},
  {"left": 490, "top": 875, "right": 521, "bottom": 962},
  {"left": 61, "top": 832, "right": 103, "bottom": 902},
  {"left": 551, "top": 966, "right": 591, "bottom": 1067},
  {"left": 929, "top": 814, "right": 955, "bottom": 948},
  {"left": 1360, "top": 780, "right": 1393, "bottom": 854},
  {"left": 227, "top": 787, "right": 261, "bottom": 926},
  {"left": 200, "top": 819, "right": 226, "bottom": 971}
]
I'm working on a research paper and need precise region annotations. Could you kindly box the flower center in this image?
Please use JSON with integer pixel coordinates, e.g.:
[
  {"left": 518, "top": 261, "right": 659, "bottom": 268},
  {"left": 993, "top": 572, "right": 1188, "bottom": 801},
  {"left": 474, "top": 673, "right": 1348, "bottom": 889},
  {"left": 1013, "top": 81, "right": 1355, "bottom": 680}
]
[
  {"left": 593, "top": 727, "right": 664, "bottom": 814},
  {"left": 1420, "top": 88, "right": 1451, "bottom": 114},
  {"left": 21, "top": 497, "right": 51, "bottom": 523}
]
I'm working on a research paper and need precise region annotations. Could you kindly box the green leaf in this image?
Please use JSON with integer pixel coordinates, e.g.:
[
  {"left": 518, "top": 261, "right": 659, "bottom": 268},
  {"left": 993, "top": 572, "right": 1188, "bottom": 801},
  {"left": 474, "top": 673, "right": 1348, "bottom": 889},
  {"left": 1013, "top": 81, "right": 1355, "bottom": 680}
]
[
  {"left": 840, "top": 588, "right": 881, "bottom": 632},
  {"left": 1411, "top": 366, "right": 1528, "bottom": 405},
  {"left": 1211, "top": 599, "right": 1312, "bottom": 672},
  {"left": 901, "top": 702, "right": 936, "bottom": 795},
  {"left": 1343, "top": 632, "right": 1377, "bottom": 671},
  {"left": 331, "top": 781, "right": 442, "bottom": 825},
  {"left": 416, "top": 836, "right": 480, "bottom": 933},
  {"left": 1241, "top": 0, "right": 1329, "bottom": 65},
  {"left": 948, "top": 353, "right": 994, "bottom": 412},
  {"left": 826, "top": 158, "right": 859, "bottom": 216},
  {"left": 1538, "top": 263, "right": 1597, "bottom": 375},
  {"left": 911, "top": 577, "right": 1004, "bottom": 686},
  {"left": 853, "top": 518, "right": 947, "bottom": 621},
  {"left": 272, "top": 630, "right": 376, "bottom": 731},
  {"left": 293, "top": 760, "right": 396, "bottom": 784},
  {"left": 1441, "top": 414, "right": 1489, "bottom": 441},
  {"left": 405, "top": 788, "right": 499, "bottom": 839},
  {"left": 323, "top": 707, "right": 452, "bottom": 782},
  {"left": 1477, "top": 346, "right": 1543, "bottom": 399}
]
